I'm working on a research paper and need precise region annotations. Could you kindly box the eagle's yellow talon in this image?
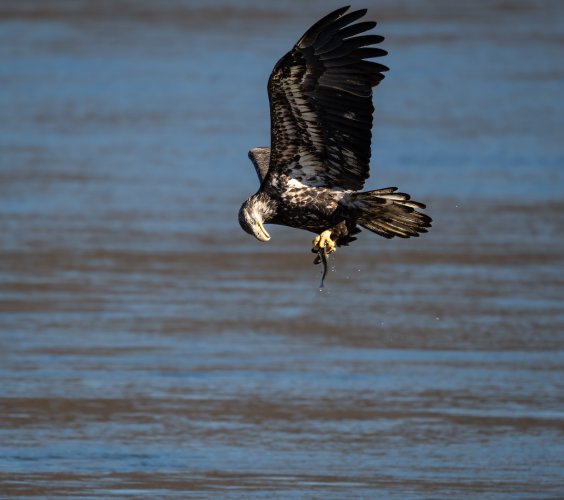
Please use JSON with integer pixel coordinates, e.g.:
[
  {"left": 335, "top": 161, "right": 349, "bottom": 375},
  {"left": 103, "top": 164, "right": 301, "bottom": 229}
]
[{"left": 312, "top": 230, "right": 336, "bottom": 254}]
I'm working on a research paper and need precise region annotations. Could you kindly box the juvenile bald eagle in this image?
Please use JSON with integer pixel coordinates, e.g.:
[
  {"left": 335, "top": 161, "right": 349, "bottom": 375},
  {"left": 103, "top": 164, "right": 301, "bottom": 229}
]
[{"left": 239, "top": 6, "right": 431, "bottom": 261}]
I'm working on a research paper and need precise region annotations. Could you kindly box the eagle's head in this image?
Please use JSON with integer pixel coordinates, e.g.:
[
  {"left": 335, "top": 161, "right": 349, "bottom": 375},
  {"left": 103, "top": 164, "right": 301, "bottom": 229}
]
[{"left": 238, "top": 193, "right": 273, "bottom": 242}]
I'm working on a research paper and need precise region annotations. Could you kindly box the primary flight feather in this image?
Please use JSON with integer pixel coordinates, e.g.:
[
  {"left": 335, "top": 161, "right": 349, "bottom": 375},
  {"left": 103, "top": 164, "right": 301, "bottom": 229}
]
[{"left": 239, "top": 6, "right": 431, "bottom": 269}]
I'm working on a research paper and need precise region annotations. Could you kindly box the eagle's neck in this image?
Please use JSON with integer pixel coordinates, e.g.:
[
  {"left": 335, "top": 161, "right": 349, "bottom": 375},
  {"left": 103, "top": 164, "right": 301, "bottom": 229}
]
[{"left": 250, "top": 191, "right": 277, "bottom": 223}]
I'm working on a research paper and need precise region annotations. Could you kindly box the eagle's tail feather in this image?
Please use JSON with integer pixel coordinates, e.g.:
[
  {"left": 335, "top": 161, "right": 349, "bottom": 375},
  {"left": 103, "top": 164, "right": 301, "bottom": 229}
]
[{"left": 352, "top": 187, "right": 432, "bottom": 239}]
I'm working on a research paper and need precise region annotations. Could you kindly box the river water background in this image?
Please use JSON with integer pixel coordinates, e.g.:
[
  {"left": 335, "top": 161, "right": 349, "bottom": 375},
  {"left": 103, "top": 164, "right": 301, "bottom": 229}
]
[{"left": 1, "top": 0, "right": 563, "bottom": 497}]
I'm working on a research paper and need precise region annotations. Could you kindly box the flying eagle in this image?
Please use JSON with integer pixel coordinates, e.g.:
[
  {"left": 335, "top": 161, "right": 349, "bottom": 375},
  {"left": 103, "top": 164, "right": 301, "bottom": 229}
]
[{"left": 238, "top": 6, "right": 431, "bottom": 265}]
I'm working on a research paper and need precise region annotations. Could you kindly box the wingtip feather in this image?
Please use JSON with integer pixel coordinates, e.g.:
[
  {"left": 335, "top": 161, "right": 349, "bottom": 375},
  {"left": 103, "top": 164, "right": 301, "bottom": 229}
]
[{"left": 297, "top": 6, "right": 351, "bottom": 48}]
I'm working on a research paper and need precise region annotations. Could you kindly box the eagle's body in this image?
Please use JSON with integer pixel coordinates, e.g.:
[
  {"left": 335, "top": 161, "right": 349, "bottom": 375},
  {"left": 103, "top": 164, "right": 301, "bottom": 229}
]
[{"left": 239, "top": 6, "right": 431, "bottom": 257}]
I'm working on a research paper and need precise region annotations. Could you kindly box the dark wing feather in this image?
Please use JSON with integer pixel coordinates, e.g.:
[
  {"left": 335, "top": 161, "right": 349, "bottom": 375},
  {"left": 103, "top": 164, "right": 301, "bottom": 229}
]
[
  {"left": 248, "top": 147, "right": 270, "bottom": 183},
  {"left": 265, "top": 6, "right": 388, "bottom": 191}
]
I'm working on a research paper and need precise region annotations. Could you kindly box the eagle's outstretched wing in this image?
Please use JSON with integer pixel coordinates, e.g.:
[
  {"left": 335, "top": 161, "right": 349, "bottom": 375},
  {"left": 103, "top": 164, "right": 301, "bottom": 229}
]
[{"left": 265, "top": 6, "right": 388, "bottom": 191}]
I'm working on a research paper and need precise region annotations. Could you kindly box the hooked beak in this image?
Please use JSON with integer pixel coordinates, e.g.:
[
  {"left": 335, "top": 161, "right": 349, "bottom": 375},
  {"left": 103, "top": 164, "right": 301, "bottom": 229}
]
[{"left": 255, "top": 220, "right": 271, "bottom": 242}]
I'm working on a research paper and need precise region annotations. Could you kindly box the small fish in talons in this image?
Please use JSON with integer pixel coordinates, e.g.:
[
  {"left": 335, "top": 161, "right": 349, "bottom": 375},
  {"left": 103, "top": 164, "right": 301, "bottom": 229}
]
[
  {"left": 312, "top": 230, "right": 336, "bottom": 287},
  {"left": 314, "top": 245, "right": 330, "bottom": 288}
]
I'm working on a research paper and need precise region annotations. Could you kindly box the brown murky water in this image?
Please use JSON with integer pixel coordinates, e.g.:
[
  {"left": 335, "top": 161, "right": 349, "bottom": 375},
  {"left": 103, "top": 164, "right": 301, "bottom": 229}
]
[{"left": 1, "top": 1, "right": 563, "bottom": 497}]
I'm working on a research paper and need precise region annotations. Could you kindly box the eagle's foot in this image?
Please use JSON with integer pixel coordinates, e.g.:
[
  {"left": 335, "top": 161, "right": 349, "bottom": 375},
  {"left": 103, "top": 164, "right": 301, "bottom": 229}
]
[{"left": 312, "top": 230, "right": 336, "bottom": 254}]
